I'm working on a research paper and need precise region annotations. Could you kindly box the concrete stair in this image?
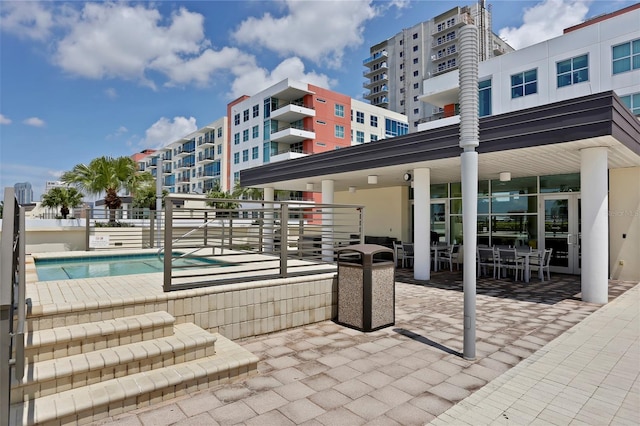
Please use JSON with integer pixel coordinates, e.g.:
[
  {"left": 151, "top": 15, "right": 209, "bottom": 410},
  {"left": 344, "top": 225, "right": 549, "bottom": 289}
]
[{"left": 10, "top": 311, "right": 258, "bottom": 425}]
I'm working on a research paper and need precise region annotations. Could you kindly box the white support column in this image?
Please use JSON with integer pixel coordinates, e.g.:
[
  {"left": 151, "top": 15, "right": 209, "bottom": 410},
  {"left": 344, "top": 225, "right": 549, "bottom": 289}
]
[
  {"left": 413, "top": 168, "right": 431, "bottom": 280},
  {"left": 581, "top": 147, "right": 609, "bottom": 304},
  {"left": 321, "top": 180, "right": 334, "bottom": 262},
  {"left": 264, "top": 187, "right": 274, "bottom": 253}
]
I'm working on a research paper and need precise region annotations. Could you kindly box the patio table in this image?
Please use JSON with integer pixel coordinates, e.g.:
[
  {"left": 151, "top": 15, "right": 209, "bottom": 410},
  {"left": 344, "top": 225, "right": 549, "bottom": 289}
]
[
  {"left": 517, "top": 249, "right": 543, "bottom": 283},
  {"left": 431, "top": 244, "right": 450, "bottom": 272}
]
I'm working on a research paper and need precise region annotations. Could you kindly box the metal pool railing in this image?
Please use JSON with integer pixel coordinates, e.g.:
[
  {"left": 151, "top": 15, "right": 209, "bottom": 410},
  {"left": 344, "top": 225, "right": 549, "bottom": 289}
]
[
  {"left": 160, "top": 195, "right": 365, "bottom": 291},
  {"left": 85, "top": 207, "right": 163, "bottom": 250},
  {"left": 1, "top": 187, "right": 26, "bottom": 426}
]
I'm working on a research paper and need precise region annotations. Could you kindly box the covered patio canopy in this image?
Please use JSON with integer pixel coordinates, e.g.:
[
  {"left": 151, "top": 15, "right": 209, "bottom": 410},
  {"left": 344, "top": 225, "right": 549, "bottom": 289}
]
[{"left": 241, "top": 92, "right": 640, "bottom": 191}]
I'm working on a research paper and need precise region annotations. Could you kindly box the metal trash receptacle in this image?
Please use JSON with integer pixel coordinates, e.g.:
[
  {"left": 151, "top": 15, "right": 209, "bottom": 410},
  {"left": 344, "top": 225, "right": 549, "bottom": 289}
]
[{"left": 336, "top": 244, "right": 395, "bottom": 332}]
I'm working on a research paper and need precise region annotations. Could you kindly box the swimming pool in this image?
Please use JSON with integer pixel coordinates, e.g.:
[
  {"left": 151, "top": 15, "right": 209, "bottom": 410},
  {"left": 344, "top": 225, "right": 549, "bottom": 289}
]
[{"left": 35, "top": 253, "right": 225, "bottom": 281}]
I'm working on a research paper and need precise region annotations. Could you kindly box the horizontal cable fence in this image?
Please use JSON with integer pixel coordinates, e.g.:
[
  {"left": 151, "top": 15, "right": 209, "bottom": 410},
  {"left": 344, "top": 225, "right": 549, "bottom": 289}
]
[{"left": 161, "top": 195, "right": 364, "bottom": 291}]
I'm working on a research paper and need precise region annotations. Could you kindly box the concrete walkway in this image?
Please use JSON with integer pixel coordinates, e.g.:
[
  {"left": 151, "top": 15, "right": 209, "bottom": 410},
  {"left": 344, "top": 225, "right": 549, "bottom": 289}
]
[
  {"left": 432, "top": 283, "right": 640, "bottom": 426},
  {"left": 96, "top": 273, "right": 639, "bottom": 426}
]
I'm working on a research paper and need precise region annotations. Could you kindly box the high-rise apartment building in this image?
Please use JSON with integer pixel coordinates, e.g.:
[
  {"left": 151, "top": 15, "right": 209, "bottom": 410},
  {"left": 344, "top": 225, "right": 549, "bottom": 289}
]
[
  {"left": 14, "top": 182, "right": 33, "bottom": 204},
  {"left": 137, "top": 80, "right": 407, "bottom": 197},
  {"left": 138, "top": 117, "right": 228, "bottom": 194},
  {"left": 363, "top": 1, "right": 513, "bottom": 130},
  {"left": 227, "top": 79, "right": 408, "bottom": 193}
]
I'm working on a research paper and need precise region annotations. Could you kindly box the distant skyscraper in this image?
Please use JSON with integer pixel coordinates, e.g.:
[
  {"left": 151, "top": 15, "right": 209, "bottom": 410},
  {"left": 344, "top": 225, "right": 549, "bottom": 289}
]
[
  {"left": 14, "top": 182, "right": 33, "bottom": 204},
  {"left": 363, "top": 1, "right": 513, "bottom": 130}
]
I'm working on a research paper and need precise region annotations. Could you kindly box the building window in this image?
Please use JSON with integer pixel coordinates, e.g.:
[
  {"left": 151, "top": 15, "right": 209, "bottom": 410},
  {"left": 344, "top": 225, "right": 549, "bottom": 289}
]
[
  {"left": 233, "top": 172, "right": 240, "bottom": 183},
  {"left": 370, "top": 115, "right": 378, "bottom": 127},
  {"left": 243, "top": 109, "right": 249, "bottom": 122},
  {"left": 252, "top": 146, "right": 259, "bottom": 159},
  {"left": 413, "top": 45, "right": 418, "bottom": 52},
  {"left": 335, "top": 125, "right": 344, "bottom": 138},
  {"left": 479, "top": 78, "right": 492, "bottom": 117},
  {"left": 252, "top": 104, "right": 259, "bottom": 117},
  {"left": 399, "top": 51, "right": 403, "bottom": 57},
  {"left": 335, "top": 104, "right": 345, "bottom": 117},
  {"left": 356, "top": 131, "right": 364, "bottom": 143},
  {"left": 612, "top": 39, "right": 640, "bottom": 74},
  {"left": 234, "top": 133, "right": 240, "bottom": 145},
  {"left": 252, "top": 125, "right": 259, "bottom": 139},
  {"left": 400, "top": 63, "right": 404, "bottom": 69},
  {"left": 242, "top": 129, "right": 249, "bottom": 142},
  {"left": 413, "top": 83, "right": 419, "bottom": 89},
  {"left": 217, "top": 145, "right": 222, "bottom": 155},
  {"left": 356, "top": 111, "right": 365, "bottom": 124},
  {"left": 413, "top": 58, "right": 418, "bottom": 64},
  {"left": 399, "top": 39, "right": 403, "bottom": 45},
  {"left": 413, "top": 95, "right": 418, "bottom": 102},
  {"left": 400, "top": 75, "right": 404, "bottom": 82},
  {"left": 242, "top": 149, "right": 249, "bottom": 162},
  {"left": 371, "top": 134, "right": 378, "bottom": 142},
  {"left": 413, "top": 108, "right": 419, "bottom": 114},
  {"left": 620, "top": 93, "right": 640, "bottom": 116},
  {"left": 413, "top": 70, "right": 419, "bottom": 77},
  {"left": 412, "top": 33, "right": 418, "bottom": 39},
  {"left": 385, "top": 118, "right": 408, "bottom": 137},
  {"left": 217, "top": 128, "right": 222, "bottom": 138},
  {"left": 234, "top": 114, "right": 240, "bottom": 125},
  {"left": 557, "top": 54, "right": 588, "bottom": 87},
  {"left": 511, "top": 69, "right": 537, "bottom": 98},
  {"left": 233, "top": 152, "right": 239, "bottom": 164}
]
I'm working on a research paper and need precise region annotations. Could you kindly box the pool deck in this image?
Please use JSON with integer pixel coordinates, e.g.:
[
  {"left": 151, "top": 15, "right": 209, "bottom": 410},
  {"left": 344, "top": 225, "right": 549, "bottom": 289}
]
[{"left": 76, "top": 269, "right": 640, "bottom": 426}]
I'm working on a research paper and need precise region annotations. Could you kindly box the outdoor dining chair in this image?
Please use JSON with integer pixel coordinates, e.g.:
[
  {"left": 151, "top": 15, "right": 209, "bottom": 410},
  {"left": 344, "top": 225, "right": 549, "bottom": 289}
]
[
  {"left": 497, "top": 248, "right": 524, "bottom": 281},
  {"left": 530, "top": 248, "right": 553, "bottom": 281},
  {"left": 477, "top": 247, "right": 497, "bottom": 278},
  {"left": 392, "top": 241, "right": 404, "bottom": 268},
  {"left": 438, "top": 244, "right": 459, "bottom": 272},
  {"left": 402, "top": 243, "right": 414, "bottom": 268}
]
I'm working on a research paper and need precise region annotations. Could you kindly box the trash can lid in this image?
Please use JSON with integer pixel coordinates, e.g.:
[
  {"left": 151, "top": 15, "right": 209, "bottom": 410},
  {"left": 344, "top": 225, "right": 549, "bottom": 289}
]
[{"left": 337, "top": 244, "right": 394, "bottom": 255}]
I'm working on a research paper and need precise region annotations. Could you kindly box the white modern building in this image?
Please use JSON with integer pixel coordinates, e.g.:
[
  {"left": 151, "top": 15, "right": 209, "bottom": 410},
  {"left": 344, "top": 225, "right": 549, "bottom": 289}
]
[
  {"left": 139, "top": 117, "right": 228, "bottom": 194},
  {"left": 419, "top": 3, "right": 640, "bottom": 129},
  {"left": 241, "top": 4, "right": 640, "bottom": 304},
  {"left": 363, "top": 1, "right": 513, "bottom": 130},
  {"left": 227, "top": 79, "right": 409, "bottom": 194}
]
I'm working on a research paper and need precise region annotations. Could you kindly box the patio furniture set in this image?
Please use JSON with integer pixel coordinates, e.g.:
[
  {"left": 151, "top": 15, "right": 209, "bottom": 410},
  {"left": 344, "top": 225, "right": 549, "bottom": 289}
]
[{"left": 394, "top": 242, "right": 553, "bottom": 282}]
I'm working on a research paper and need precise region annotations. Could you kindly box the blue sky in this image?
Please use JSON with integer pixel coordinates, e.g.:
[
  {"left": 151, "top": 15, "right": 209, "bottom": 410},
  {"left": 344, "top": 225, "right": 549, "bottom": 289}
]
[{"left": 0, "top": 0, "right": 636, "bottom": 200}]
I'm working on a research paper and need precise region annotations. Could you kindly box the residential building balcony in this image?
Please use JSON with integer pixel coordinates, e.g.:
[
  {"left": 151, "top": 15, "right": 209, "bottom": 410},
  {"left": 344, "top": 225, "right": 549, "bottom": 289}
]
[
  {"left": 178, "top": 176, "right": 191, "bottom": 183},
  {"left": 432, "top": 33, "right": 457, "bottom": 49},
  {"left": 270, "top": 80, "right": 315, "bottom": 103},
  {"left": 269, "top": 149, "right": 310, "bottom": 163},
  {"left": 270, "top": 101, "right": 316, "bottom": 123},
  {"left": 174, "top": 147, "right": 195, "bottom": 158},
  {"left": 431, "top": 13, "right": 465, "bottom": 35},
  {"left": 363, "top": 50, "right": 388, "bottom": 66},
  {"left": 363, "top": 85, "right": 388, "bottom": 99},
  {"left": 362, "top": 63, "right": 388, "bottom": 78},
  {"left": 270, "top": 125, "right": 315, "bottom": 144},
  {"left": 198, "top": 152, "right": 215, "bottom": 163},
  {"left": 363, "top": 74, "right": 388, "bottom": 89}
]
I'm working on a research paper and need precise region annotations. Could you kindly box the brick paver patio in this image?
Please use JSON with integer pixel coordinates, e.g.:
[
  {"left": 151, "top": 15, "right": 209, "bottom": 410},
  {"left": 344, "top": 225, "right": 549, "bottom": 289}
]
[{"left": 95, "top": 270, "right": 638, "bottom": 425}]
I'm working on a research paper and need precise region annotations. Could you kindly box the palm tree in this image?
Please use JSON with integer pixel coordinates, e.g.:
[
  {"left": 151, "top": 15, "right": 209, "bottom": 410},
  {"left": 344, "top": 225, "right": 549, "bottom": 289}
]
[
  {"left": 41, "top": 187, "right": 84, "bottom": 219},
  {"left": 206, "top": 181, "right": 240, "bottom": 216},
  {"left": 62, "top": 156, "right": 153, "bottom": 223},
  {"left": 132, "top": 180, "right": 168, "bottom": 210}
]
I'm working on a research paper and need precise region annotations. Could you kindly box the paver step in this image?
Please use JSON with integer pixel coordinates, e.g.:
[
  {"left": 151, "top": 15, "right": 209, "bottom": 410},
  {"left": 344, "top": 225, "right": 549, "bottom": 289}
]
[
  {"left": 24, "top": 311, "right": 175, "bottom": 363},
  {"left": 10, "top": 333, "right": 259, "bottom": 426},
  {"left": 11, "top": 323, "right": 217, "bottom": 404}
]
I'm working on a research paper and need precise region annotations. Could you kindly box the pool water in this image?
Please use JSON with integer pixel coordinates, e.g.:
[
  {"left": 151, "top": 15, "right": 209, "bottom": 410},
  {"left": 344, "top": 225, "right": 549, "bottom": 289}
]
[{"left": 35, "top": 254, "right": 224, "bottom": 281}]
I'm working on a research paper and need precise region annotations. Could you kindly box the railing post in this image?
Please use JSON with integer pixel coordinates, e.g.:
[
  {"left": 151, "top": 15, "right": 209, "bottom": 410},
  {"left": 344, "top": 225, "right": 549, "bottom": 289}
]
[
  {"left": 229, "top": 217, "right": 233, "bottom": 249},
  {"left": 85, "top": 207, "right": 91, "bottom": 251},
  {"left": 298, "top": 218, "right": 304, "bottom": 258},
  {"left": 163, "top": 200, "right": 174, "bottom": 292},
  {"left": 258, "top": 209, "right": 264, "bottom": 253},
  {"left": 280, "top": 204, "right": 288, "bottom": 277},
  {"left": 203, "top": 211, "right": 208, "bottom": 246},
  {"left": 149, "top": 209, "right": 155, "bottom": 248}
]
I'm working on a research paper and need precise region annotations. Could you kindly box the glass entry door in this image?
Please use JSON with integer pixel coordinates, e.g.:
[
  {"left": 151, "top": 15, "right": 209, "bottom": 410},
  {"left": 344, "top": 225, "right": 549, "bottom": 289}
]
[
  {"left": 430, "top": 202, "right": 447, "bottom": 244},
  {"left": 541, "top": 194, "right": 581, "bottom": 274}
]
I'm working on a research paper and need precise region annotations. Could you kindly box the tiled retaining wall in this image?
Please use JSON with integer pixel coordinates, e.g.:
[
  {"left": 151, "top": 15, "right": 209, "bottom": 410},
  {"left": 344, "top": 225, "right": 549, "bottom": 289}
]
[{"left": 27, "top": 273, "right": 338, "bottom": 341}]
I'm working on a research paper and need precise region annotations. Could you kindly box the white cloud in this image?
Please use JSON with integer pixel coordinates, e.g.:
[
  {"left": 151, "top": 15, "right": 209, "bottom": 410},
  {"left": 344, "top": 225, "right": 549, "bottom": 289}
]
[
  {"left": 498, "top": 0, "right": 591, "bottom": 49},
  {"left": 0, "top": 114, "right": 12, "bottom": 125},
  {"left": 232, "top": 0, "right": 378, "bottom": 68},
  {"left": 23, "top": 117, "right": 45, "bottom": 127},
  {"left": 229, "top": 57, "right": 334, "bottom": 99},
  {"left": 0, "top": 1, "right": 55, "bottom": 41},
  {"left": 139, "top": 117, "right": 198, "bottom": 149},
  {"left": 105, "top": 88, "right": 118, "bottom": 99},
  {"left": 52, "top": 3, "right": 244, "bottom": 89}
]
